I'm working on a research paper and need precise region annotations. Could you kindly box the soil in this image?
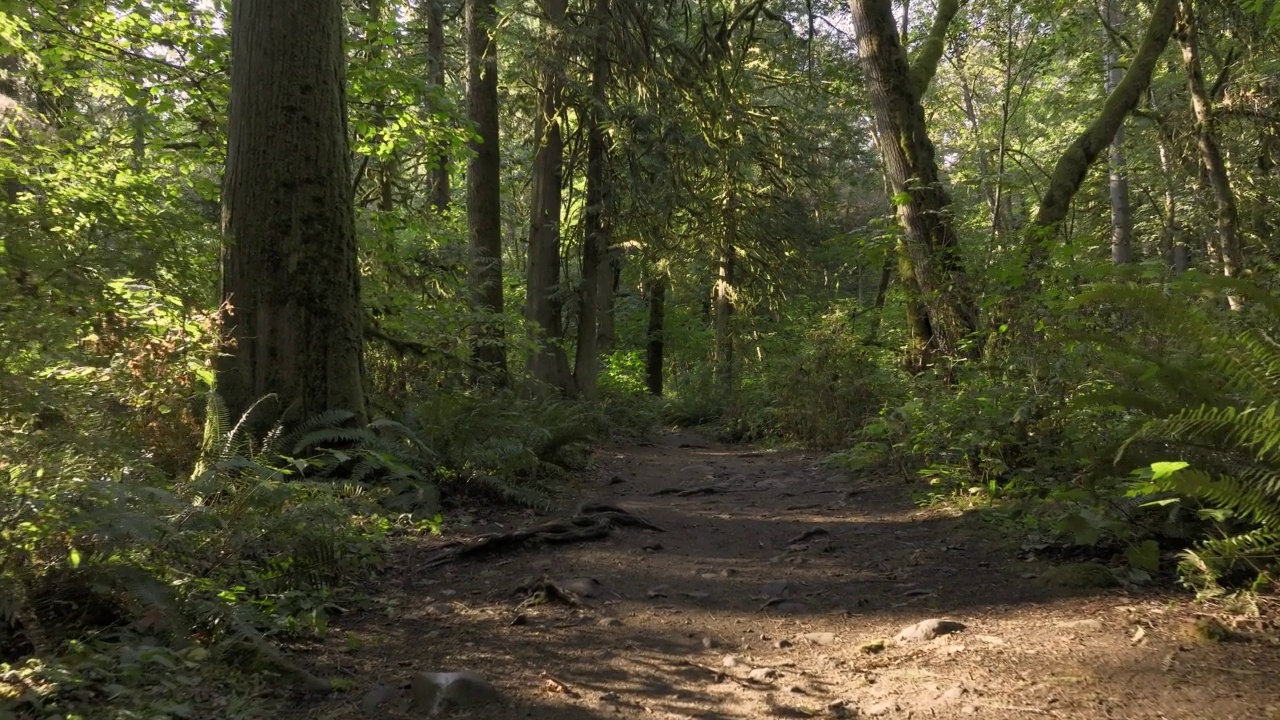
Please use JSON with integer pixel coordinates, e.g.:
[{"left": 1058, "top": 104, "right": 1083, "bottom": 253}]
[{"left": 302, "top": 431, "right": 1280, "bottom": 720}]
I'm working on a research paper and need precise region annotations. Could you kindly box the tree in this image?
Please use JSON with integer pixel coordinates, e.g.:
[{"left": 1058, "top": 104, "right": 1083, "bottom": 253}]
[
  {"left": 1176, "top": 0, "right": 1245, "bottom": 306},
  {"left": 217, "top": 0, "right": 366, "bottom": 428},
  {"left": 1102, "top": 0, "right": 1134, "bottom": 264},
  {"left": 525, "top": 0, "right": 573, "bottom": 392},
  {"left": 848, "top": 0, "right": 978, "bottom": 366},
  {"left": 572, "top": 0, "right": 613, "bottom": 399},
  {"left": 424, "top": 0, "right": 451, "bottom": 213},
  {"left": 466, "top": 0, "right": 508, "bottom": 379}
]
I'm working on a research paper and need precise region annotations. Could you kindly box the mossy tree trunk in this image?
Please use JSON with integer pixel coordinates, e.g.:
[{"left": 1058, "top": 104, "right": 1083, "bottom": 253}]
[
  {"left": 848, "top": 0, "right": 977, "bottom": 364},
  {"left": 1030, "top": 0, "right": 1178, "bottom": 238},
  {"left": 573, "top": 0, "right": 611, "bottom": 400},
  {"left": 218, "top": 0, "right": 366, "bottom": 431},
  {"left": 465, "top": 0, "right": 507, "bottom": 380}
]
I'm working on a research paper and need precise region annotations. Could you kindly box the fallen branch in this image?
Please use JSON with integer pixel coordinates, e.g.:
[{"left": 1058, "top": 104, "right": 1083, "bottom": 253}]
[
  {"left": 421, "top": 503, "right": 663, "bottom": 568},
  {"left": 652, "top": 485, "right": 723, "bottom": 497},
  {"left": 786, "top": 527, "right": 830, "bottom": 546}
]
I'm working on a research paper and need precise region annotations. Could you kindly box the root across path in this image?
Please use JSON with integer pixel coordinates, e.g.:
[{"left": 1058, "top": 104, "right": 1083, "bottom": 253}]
[{"left": 304, "top": 432, "right": 1279, "bottom": 720}]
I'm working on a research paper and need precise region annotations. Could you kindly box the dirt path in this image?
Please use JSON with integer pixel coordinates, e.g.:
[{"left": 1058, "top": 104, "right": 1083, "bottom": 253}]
[{"left": 305, "top": 432, "right": 1278, "bottom": 720}]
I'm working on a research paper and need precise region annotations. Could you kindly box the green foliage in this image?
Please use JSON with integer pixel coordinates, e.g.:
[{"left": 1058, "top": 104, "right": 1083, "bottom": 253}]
[
  {"left": 1116, "top": 290, "right": 1280, "bottom": 590},
  {"left": 0, "top": 410, "right": 388, "bottom": 718}
]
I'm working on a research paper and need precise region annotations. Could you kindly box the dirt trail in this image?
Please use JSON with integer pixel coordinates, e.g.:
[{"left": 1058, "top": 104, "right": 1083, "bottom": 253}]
[{"left": 306, "top": 432, "right": 1278, "bottom": 720}]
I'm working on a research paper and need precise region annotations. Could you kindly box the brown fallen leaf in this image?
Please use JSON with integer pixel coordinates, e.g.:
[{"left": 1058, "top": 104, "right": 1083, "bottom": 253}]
[{"left": 539, "top": 671, "right": 578, "bottom": 697}]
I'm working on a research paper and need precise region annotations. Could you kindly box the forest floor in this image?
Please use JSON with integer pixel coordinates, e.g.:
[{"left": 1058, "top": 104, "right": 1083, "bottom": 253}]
[{"left": 302, "top": 431, "right": 1279, "bottom": 720}]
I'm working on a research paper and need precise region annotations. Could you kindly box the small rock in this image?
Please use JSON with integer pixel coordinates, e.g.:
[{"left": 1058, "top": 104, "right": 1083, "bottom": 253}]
[
  {"left": 895, "top": 618, "right": 966, "bottom": 642},
  {"left": 866, "top": 699, "right": 898, "bottom": 716},
  {"left": 721, "top": 568, "right": 738, "bottom": 577},
  {"left": 937, "top": 685, "right": 967, "bottom": 703},
  {"left": 681, "top": 591, "right": 711, "bottom": 600},
  {"left": 962, "top": 704, "right": 978, "bottom": 714},
  {"left": 597, "top": 617, "right": 623, "bottom": 627},
  {"left": 763, "top": 580, "right": 793, "bottom": 596},
  {"left": 702, "top": 636, "right": 716, "bottom": 649},
  {"left": 561, "top": 577, "right": 604, "bottom": 598},
  {"left": 722, "top": 655, "right": 740, "bottom": 668},
  {"left": 410, "top": 671, "right": 500, "bottom": 716},
  {"left": 646, "top": 585, "right": 669, "bottom": 599},
  {"left": 1182, "top": 617, "right": 1233, "bottom": 643},
  {"left": 1056, "top": 619, "right": 1103, "bottom": 632},
  {"left": 642, "top": 541, "right": 664, "bottom": 552},
  {"left": 826, "top": 699, "right": 853, "bottom": 717},
  {"left": 774, "top": 638, "right": 794, "bottom": 649},
  {"left": 600, "top": 691, "right": 621, "bottom": 702},
  {"left": 749, "top": 667, "right": 780, "bottom": 683},
  {"left": 859, "top": 639, "right": 886, "bottom": 654},
  {"left": 788, "top": 685, "right": 807, "bottom": 694},
  {"left": 608, "top": 475, "right": 625, "bottom": 484},
  {"left": 360, "top": 685, "right": 401, "bottom": 714},
  {"left": 802, "top": 632, "right": 836, "bottom": 646}
]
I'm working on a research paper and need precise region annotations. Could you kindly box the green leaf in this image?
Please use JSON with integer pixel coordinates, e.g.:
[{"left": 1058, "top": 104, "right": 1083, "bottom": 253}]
[
  {"left": 1124, "top": 540, "right": 1161, "bottom": 573},
  {"left": 1149, "top": 461, "right": 1189, "bottom": 480}
]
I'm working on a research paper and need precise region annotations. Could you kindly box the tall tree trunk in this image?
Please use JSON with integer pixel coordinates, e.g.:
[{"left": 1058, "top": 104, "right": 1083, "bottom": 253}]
[
  {"left": 848, "top": 0, "right": 977, "bottom": 364},
  {"left": 465, "top": 0, "right": 507, "bottom": 379},
  {"left": 1176, "top": 0, "right": 1244, "bottom": 307},
  {"left": 713, "top": 240, "right": 735, "bottom": 393},
  {"left": 218, "top": 0, "right": 366, "bottom": 431},
  {"left": 526, "top": 0, "right": 572, "bottom": 392},
  {"left": 596, "top": 257, "right": 619, "bottom": 355},
  {"left": 366, "top": 0, "right": 397, "bottom": 214},
  {"left": 1103, "top": 0, "right": 1133, "bottom": 264},
  {"left": 645, "top": 275, "right": 666, "bottom": 397},
  {"left": 573, "top": 0, "right": 611, "bottom": 399},
  {"left": 863, "top": 250, "right": 893, "bottom": 343},
  {"left": 424, "top": 0, "right": 450, "bottom": 212}
]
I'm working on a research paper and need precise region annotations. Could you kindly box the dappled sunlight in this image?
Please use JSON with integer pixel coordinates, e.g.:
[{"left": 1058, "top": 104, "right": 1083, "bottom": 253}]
[{"left": 303, "top": 433, "right": 1277, "bottom": 720}]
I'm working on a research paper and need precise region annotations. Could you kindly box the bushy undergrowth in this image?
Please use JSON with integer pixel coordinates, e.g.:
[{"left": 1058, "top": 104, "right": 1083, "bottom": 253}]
[
  {"left": 1, "top": 352, "right": 607, "bottom": 719},
  {"left": 663, "top": 303, "right": 900, "bottom": 449},
  {"left": 832, "top": 277, "right": 1280, "bottom": 593}
]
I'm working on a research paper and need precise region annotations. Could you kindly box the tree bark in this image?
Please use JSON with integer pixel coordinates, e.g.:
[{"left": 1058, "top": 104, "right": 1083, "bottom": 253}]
[
  {"left": 573, "top": 0, "right": 611, "bottom": 400},
  {"left": 424, "top": 0, "right": 450, "bottom": 212},
  {"left": 1103, "top": 0, "right": 1133, "bottom": 264},
  {"left": 713, "top": 240, "right": 735, "bottom": 393},
  {"left": 645, "top": 275, "right": 666, "bottom": 397},
  {"left": 218, "top": 0, "right": 366, "bottom": 431},
  {"left": 1176, "top": 0, "right": 1244, "bottom": 307},
  {"left": 465, "top": 0, "right": 507, "bottom": 379},
  {"left": 848, "top": 0, "right": 977, "bottom": 363},
  {"left": 526, "top": 0, "right": 573, "bottom": 392},
  {"left": 596, "top": 257, "right": 620, "bottom": 355},
  {"left": 1031, "top": 0, "right": 1177, "bottom": 236}
]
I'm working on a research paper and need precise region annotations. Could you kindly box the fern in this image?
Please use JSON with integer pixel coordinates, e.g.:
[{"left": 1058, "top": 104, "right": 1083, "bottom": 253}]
[{"left": 1110, "top": 279, "right": 1280, "bottom": 590}]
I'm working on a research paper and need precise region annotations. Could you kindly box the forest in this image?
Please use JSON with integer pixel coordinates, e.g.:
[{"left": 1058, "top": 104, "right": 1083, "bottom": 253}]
[{"left": 1, "top": 0, "right": 1279, "bottom": 717}]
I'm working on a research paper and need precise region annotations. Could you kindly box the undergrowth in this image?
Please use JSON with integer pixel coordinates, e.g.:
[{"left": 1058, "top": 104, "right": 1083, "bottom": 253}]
[{"left": 0, "top": 380, "right": 612, "bottom": 719}]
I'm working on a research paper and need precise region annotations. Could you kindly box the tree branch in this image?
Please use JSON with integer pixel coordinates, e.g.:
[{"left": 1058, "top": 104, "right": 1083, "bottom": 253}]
[
  {"left": 910, "top": 0, "right": 964, "bottom": 98},
  {"left": 1031, "top": 0, "right": 1178, "bottom": 234}
]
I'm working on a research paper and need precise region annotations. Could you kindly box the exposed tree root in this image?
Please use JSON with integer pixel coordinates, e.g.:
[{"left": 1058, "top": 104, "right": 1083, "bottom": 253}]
[
  {"left": 421, "top": 503, "right": 664, "bottom": 569},
  {"left": 652, "top": 485, "right": 724, "bottom": 497}
]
